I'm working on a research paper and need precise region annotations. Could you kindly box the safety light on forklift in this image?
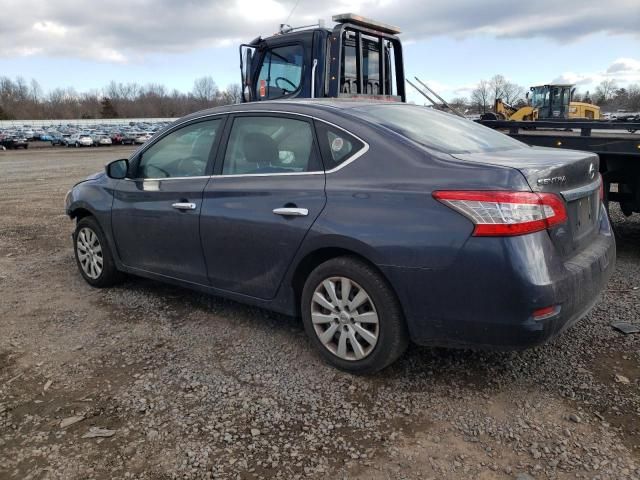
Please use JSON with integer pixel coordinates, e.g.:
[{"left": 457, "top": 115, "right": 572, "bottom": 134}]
[
  {"left": 332, "top": 13, "right": 402, "bottom": 35},
  {"left": 532, "top": 305, "right": 561, "bottom": 321}
]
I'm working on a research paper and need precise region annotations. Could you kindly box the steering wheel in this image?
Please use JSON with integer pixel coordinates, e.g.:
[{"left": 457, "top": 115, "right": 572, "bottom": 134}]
[
  {"left": 176, "top": 156, "right": 206, "bottom": 177},
  {"left": 275, "top": 77, "right": 297, "bottom": 92}
]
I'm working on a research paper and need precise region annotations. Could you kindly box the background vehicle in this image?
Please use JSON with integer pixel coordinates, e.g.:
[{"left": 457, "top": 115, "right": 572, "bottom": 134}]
[
  {"left": 92, "top": 132, "right": 113, "bottom": 146},
  {"left": 240, "top": 14, "right": 406, "bottom": 103},
  {"left": 65, "top": 101, "right": 615, "bottom": 373},
  {"left": 134, "top": 132, "right": 152, "bottom": 144},
  {"left": 485, "top": 84, "right": 601, "bottom": 121},
  {"left": 50, "top": 132, "right": 68, "bottom": 146},
  {"left": 121, "top": 131, "right": 138, "bottom": 145},
  {"left": 0, "top": 135, "right": 28, "bottom": 149},
  {"left": 110, "top": 132, "right": 124, "bottom": 145},
  {"left": 68, "top": 133, "right": 93, "bottom": 147},
  {"left": 238, "top": 13, "right": 640, "bottom": 217}
]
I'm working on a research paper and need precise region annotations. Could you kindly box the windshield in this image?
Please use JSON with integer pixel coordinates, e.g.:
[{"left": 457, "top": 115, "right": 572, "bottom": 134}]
[
  {"left": 530, "top": 87, "right": 549, "bottom": 109},
  {"left": 354, "top": 104, "right": 526, "bottom": 154}
]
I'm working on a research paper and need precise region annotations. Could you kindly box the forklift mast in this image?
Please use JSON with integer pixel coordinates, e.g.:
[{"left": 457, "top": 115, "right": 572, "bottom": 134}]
[{"left": 239, "top": 14, "right": 406, "bottom": 103}]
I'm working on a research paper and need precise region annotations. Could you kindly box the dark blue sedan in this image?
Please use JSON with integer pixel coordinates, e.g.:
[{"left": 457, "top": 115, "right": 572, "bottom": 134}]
[{"left": 65, "top": 100, "right": 616, "bottom": 373}]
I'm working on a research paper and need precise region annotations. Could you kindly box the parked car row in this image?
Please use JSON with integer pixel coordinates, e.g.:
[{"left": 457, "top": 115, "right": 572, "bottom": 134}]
[{"left": 0, "top": 120, "right": 172, "bottom": 150}]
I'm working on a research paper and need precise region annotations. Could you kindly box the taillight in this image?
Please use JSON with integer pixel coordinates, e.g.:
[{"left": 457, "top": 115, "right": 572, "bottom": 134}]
[{"left": 433, "top": 190, "right": 568, "bottom": 237}]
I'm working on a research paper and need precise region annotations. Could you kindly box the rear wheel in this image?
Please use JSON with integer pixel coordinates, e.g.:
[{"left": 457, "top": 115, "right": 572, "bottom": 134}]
[
  {"left": 73, "top": 217, "right": 123, "bottom": 287},
  {"left": 301, "top": 256, "right": 408, "bottom": 374}
]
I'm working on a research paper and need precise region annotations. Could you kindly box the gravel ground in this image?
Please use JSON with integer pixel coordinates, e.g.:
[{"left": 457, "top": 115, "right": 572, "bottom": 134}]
[{"left": 0, "top": 146, "right": 639, "bottom": 480}]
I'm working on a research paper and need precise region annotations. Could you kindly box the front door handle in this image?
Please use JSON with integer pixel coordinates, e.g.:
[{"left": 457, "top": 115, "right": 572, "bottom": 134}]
[
  {"left": 172, "top": 202, "right": 196, "bottom": 210},
  {"left": 273, "top": 207, "right": 308, "bottom": 217}
]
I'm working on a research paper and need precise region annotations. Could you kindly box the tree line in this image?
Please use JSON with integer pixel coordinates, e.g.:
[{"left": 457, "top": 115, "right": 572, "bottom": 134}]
[
  {"left": 446, "top": 75, "right": 640, "bottom": 114},
  {"left": 3, "top": 73, "right": 639, "bottom": 120},
  {"left": 0, "top": 76, "right": 242, "bottom": 120}
]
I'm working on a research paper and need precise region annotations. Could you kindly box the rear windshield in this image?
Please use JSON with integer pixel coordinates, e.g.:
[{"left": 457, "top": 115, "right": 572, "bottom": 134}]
[{"left": 353, "top": 104, "right": 526, "bottom": 154}]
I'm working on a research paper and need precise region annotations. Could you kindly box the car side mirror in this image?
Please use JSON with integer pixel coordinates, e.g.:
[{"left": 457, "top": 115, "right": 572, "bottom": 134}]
[{"left": 105, "top": 158, "right": 129, "bottom": 179}]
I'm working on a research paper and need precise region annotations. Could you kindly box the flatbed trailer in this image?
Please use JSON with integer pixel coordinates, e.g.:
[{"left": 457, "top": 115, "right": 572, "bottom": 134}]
[{"left": 477, "top": 119, "right": 640, "bottom": 216}]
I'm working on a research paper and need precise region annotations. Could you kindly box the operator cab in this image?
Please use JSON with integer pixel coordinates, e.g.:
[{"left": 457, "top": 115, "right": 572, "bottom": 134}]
[
  {"left": 239, "top": 13, "right": 406, "bottom": 103},
  {"left": 529, "top": 84, "right": 574, "bottom": 120}
]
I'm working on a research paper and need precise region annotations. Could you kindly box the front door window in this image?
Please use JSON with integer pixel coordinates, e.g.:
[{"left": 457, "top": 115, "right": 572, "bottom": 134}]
[{"left": 135, "top": 119, "right": 222, "bottom": 178}]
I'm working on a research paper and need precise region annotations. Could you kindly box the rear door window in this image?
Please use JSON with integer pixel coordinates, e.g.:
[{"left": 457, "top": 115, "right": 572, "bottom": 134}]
[{"left": 221, "top": 116, "right": 322, "bottom": 175}]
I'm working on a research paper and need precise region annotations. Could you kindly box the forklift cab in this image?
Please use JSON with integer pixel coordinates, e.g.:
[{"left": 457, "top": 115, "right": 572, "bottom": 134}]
[
  {"left": 529, "top": 84, "right": 573, "bottom": 120},
  {"left": 239, "top": 14, "right": 406, "bottom": 103}
]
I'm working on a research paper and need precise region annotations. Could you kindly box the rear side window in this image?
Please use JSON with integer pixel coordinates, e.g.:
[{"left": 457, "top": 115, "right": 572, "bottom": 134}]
[
  {"left": 315, "top": 122, "right": 365, "bottom": 170},
  {"left": 355, "top": 105, "right": 525, "bottom": 154},
  {"left": 221, "top": 116, "right": 321, "bottom": 175}
]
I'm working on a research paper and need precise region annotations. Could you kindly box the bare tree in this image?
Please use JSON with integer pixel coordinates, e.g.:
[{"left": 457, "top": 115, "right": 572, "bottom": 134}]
[
  {"left": 192, "top": 76, "right": 219, "bottom": 103},
  {"left": 222, "top": 83, "right": 242, "bottom": 105},
  {"left": 501, "top": 82, "right": 525, "bottom": 105},
  {"left": 489, "top": 74, "right": 507, "bottom": 103},
  {"left": 595, "top": 80, "right": 618, "bottom": 104},
  {"left": 471, "top": 80, "right": 491, "bottom": 113},
  {"left": 449, "top": 96, "right": 469, "bottom": 113}
]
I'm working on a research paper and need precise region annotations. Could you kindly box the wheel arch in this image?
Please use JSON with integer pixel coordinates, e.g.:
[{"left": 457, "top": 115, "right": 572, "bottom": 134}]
[
  {"left": 68, "top": 206, "right": 94, "bottom": 221},
  {"left": 289, "top": 246, "right": 405, "bottom": 319}
]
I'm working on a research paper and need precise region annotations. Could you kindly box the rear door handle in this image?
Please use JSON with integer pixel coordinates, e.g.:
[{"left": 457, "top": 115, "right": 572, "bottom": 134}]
[
  {"left": 273, "top": 207, "right": 308, "bottom": 217},
  {"left": 172, "top": 202, "right": 197, "bottom": 210}
]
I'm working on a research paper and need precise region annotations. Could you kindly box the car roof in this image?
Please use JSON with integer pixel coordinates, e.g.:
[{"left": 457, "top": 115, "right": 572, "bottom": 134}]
[{"left": 179, "top": 99, "right": 407, "bottom": 124}]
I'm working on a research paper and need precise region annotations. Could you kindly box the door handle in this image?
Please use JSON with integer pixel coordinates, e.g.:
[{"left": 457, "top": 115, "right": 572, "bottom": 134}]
[
  {"left": 172, "top": 202, "right": 197, "bottom": 210},
  {"left": 273, "top": 207, "right": 308, "bottom": 217}
]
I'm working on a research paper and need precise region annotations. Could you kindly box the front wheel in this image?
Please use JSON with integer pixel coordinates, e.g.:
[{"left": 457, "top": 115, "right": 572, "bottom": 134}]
[
  {"left": 73, "top": 217, "right": 123, "bottom": 287},
  {"left": 301, "top": 256, "right": 408, "bottom": 374}
]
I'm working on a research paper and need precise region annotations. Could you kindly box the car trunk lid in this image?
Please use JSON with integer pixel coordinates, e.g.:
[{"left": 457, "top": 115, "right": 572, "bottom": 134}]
[{"left": 452, "top": 146, "right": 601, "bottom": 257}]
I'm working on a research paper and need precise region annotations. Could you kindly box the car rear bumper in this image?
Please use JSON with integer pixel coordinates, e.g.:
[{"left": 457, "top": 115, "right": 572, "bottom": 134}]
[{"left": 381, "top": 209, "right": 616, "bottom": 349}]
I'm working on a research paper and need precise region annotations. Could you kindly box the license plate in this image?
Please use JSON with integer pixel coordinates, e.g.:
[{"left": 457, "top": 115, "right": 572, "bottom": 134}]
[{"left": 572, "top": 193, "right": 596, "bottom": 236}]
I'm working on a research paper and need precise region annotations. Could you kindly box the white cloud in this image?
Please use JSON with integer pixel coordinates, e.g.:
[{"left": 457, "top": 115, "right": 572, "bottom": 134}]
[
  {"left": 0, "top": 0, "right": 637, "bottom": 63},
  {"left": 32, "top": 21, "right": 68, "bottom": 37},
  {"left": 552, "top": 57, "right": 640, "bottom": 90},
  {"left": 606, "top": 58, "right": 640, "bottom": 74}
]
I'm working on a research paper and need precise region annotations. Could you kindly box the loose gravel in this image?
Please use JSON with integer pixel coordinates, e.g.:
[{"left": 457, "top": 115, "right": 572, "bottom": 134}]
[{"left": 0, "top": 146, "right": 638, "bottom": 479}]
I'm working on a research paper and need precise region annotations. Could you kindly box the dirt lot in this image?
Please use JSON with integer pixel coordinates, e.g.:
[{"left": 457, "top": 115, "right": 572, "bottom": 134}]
[{"left": 1, "top": 146, "right": 639, "bottom": 480}]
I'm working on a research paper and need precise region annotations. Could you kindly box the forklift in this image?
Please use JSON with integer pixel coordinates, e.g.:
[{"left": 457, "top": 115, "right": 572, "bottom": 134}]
[
  {"left": 484, "top": 84, "right": 601, "bottom": 121},
  {"left": 239, "top": 13, "right": 406, "bottom": 103}
]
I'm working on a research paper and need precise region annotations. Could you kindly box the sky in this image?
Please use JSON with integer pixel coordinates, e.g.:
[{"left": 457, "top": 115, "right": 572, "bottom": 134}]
[{"left": 0, "top": 0, "right": 639, "bottom": 102}]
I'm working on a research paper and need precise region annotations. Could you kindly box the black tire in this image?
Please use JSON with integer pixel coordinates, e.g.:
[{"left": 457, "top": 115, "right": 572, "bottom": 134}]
[
  {"left": 301, "top": 256, "right": 409, "bottom": 374},
  {"left": 73, "top": 216, "right": 124, "bottom": 288}
]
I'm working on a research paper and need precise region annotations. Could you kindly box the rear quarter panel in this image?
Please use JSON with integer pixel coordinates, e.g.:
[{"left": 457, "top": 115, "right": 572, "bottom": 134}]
[{"left": 307, "top": 116, "right": 532, "bottom": 270}]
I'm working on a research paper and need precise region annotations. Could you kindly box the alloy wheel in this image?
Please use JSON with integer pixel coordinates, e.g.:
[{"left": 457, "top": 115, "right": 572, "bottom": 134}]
[
  {"left": 311, "top": 276, "right": 379, "bottom": 361},
  {"left": 76, "top": 227, "right": 103, "bottom": 279}
]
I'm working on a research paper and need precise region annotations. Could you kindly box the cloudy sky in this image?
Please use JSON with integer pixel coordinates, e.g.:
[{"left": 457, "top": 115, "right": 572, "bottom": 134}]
[{"left": 0, "top": 0, "right": 639, "bottom": 102}]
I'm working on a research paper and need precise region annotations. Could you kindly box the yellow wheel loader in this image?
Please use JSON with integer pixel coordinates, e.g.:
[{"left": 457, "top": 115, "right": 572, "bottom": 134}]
[{"left": 483, "top": 84, "right": 600, "bottom": 121}]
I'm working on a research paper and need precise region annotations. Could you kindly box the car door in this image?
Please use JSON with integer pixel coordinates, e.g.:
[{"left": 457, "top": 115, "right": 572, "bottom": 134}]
[
  {"left": 200, "top": 113, "right": 326, "bottom": 299},
  {"left": 111, "top": 116, "right": 225, "bottom": 284}
]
